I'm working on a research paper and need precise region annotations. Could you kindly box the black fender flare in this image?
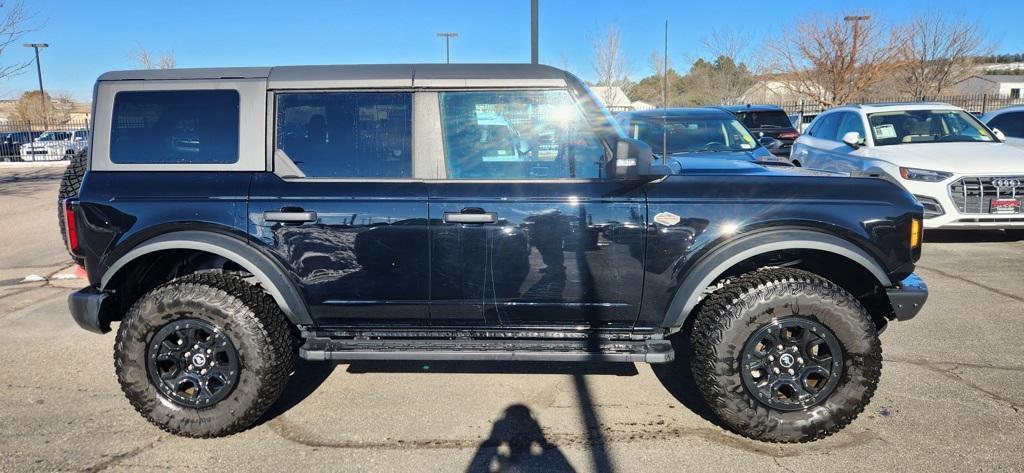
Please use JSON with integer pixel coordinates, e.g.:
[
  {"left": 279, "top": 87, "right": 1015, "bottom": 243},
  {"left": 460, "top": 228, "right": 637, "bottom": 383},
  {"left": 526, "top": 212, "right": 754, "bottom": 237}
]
[
  {"left": 99, "top": 230, "right": 313, "bottom": 326},
  {"left": 662, "top": 228, "right": 892, "bottom": 329}
]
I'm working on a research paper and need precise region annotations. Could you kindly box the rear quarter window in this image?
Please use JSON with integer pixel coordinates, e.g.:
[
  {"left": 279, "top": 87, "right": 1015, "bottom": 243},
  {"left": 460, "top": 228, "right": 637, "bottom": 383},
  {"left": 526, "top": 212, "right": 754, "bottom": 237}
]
[{"left": 110, "top": 90, "right": 240, "bottom": 164}]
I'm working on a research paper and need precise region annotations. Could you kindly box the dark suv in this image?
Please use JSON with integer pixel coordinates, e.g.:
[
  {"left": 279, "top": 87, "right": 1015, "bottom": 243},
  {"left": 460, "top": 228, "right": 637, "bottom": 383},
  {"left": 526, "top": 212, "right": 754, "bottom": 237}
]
[
  {"left": 714, "top": 104, "right": 800, "bottom": 158},
  {"left": 62, "top": 64, "right": 927, "bottom": 443}
]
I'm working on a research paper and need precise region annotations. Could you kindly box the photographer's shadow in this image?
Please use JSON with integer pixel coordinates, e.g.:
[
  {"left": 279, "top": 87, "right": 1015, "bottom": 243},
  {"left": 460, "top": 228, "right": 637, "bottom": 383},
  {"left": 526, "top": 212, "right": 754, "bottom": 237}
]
[{"left": 466, "top": 404, "right": 576, "bottom": 473}]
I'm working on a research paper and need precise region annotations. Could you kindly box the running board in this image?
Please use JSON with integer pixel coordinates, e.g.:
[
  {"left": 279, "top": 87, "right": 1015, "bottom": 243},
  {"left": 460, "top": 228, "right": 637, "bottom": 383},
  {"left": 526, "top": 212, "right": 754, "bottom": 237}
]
[{"left": 299, "top": 336, "right": 675, "bottom": 364}]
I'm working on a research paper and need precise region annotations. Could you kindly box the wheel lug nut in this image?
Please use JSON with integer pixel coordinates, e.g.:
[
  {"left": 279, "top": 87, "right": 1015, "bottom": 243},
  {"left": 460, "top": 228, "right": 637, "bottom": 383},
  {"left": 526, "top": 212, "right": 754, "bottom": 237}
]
[
  {"left": 193, "top": 344, "right": 199, "bottom": 349},
  {"left": 768, "top": 355, "right": 774, "bottom": 361},
  {"left": 773, "top": 367, "right": 780, "bottom": 374},
  {"left": 788, "top": 368, "right": 795, "bottom": 375},
  {"left": 188, "top": 364, "right": 194, "bottom": 370},
  {"left": 177, "top": 340, "right": 183, "bottom": 345},
  {"left": 777, "top": 345, "right": 784, "bottom": 351},
  {"left": 206, "top": 349, "right": 212, "bottom": 354},
  {"left": 200, "top": 369, "right": 207, "bottom": 375},
  {"left": 797, "top": 357, "right": 804, "bottom": 364},
  {"left": 185, "top": 352, "right": 191, "bottom": 358}
]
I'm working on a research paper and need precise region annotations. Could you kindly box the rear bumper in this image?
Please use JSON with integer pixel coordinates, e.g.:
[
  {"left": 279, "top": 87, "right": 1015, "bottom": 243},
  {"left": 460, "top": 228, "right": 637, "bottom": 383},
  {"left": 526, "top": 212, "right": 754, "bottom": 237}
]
[
  {"left": 886, "top": 273, "right": 928, "bottom": 321},
  {"left": 68, "top": 286, "right": 114, "bottom": 334}
]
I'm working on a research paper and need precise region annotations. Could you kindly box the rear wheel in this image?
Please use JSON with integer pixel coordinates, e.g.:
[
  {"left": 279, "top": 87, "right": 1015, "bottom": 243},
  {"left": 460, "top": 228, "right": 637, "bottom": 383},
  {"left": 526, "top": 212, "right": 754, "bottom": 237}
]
[
  {"left": 690, "top": 268, "right": 881, "bottom": 443},
  {"left": 57, "top": 149, "right": 87, "bottom": 261},
  {"left": 114, "top": 273, "right": 295, "bottom": 437}
]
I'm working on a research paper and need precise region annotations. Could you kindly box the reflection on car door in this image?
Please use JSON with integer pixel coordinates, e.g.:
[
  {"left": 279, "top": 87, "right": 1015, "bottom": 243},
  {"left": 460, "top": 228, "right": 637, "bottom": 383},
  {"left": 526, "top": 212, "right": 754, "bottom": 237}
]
[
  {"left": 428, "top": 89, "right": 646, "bottom": 328},
  {"left": 250, "top": 91, "right": 430, "bottom": 326}
]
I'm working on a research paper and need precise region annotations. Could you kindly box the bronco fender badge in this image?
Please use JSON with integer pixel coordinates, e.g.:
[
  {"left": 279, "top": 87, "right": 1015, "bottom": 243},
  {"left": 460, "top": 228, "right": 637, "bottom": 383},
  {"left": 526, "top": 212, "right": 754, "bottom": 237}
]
[{"left": 654, "top": 211, "right": 681, "bottom": 226}]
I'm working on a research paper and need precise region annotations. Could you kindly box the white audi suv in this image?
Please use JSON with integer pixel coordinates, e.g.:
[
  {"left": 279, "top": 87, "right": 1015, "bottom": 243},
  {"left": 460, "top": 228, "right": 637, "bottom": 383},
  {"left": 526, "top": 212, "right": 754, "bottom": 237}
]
[{"left": 792, "top": 102, "right": 1024, "bottom": 234}]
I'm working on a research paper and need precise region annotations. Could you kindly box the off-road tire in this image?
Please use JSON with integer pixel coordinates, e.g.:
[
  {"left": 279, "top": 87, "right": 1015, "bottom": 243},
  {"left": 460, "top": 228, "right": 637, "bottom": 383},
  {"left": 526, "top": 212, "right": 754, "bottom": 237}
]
[
  {"left": 114, "top": 272, "right": 295, "bottom": 437},
  {"left": 57, "top": 149, "right": 87, "bottom": 260},
  {"left": 690, "top": 268, "right": 882, "bottom": 443}
]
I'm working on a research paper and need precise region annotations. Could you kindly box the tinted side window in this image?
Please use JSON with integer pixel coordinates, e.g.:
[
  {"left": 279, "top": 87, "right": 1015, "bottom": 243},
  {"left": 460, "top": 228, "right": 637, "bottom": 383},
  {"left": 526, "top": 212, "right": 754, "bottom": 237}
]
[
  {"left": 439, "top": 90, "right": 607, "bottom": 179},
  {"left": 989, "top": 112, "right": 1024, "bottom": 138},
  {"left": 111, "top": 90, "right": 239, "bottom": 164},
  {"left": 735, "top": 110, "right": 792, "bottom": 129},
  {"left": 811, "top": 113, "right": 841, "bottom": 141},
  {"left": 836, "top": 113, "right": 866, "bottom": 140},
  {"left": 276, "top": 92, "right": 411, "bottom": 178}
]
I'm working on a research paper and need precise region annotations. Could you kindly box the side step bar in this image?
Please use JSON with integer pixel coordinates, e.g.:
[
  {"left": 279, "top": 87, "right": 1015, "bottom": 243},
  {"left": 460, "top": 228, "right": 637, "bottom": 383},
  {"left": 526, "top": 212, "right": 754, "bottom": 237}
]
[{"left": 299, "top": 336, "right": 675, "bottom": 364}]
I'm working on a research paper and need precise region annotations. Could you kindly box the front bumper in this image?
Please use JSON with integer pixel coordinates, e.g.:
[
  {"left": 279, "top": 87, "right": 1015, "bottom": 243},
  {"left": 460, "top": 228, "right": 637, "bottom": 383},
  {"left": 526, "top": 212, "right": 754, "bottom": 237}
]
[
  {"left": 903, "top": 175, "right": 1024, "bottom": 230},
  {"left": 886, "top": 273, "right": 928, "bottom": 321},
  {"left": 68, "top": 286, "right": 115, "bottom": 334}
]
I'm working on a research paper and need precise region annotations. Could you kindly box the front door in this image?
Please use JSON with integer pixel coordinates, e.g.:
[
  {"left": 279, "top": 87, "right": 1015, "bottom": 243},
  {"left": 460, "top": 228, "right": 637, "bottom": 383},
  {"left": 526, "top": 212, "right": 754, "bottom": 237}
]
[
  {"left": 250, "top": 90, "right": 429, "bottom": 326},
  {"left": 427, "top": 89, "right": 646, "bottom": 327}
]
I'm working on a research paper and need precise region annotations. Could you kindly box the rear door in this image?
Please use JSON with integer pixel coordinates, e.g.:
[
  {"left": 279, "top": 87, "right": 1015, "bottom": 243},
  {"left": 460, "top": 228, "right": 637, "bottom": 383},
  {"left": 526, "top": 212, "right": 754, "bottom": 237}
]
[
  {"left": 249, "top": 90, "right": 430, "bottom": 326},
  {"left": 426, "top": 89, "right": 646, "bottom": 327}
]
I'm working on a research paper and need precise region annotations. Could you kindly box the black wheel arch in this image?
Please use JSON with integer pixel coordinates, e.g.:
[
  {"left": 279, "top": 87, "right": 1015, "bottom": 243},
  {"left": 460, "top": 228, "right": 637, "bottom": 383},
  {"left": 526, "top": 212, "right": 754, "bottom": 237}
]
[
  {"left": 99, "top": 230, "right": 313, "bottom": 326},
  {"left": 662, "top": 227, "right": 894, "bottom": 330}
]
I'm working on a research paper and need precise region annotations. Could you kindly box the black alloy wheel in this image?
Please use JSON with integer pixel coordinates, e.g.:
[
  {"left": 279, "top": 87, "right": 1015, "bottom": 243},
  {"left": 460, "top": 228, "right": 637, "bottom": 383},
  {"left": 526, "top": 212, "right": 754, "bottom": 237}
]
[
  {"left": 739, "top": 317, "right": 844, "bottom": 411},
  {"left": 147, "top": 318, "right": 240, "bottom": 408}
]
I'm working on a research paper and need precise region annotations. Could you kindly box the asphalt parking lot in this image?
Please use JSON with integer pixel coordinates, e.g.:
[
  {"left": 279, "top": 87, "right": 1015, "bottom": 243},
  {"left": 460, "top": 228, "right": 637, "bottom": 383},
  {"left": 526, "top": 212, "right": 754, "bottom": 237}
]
[{"left": 1, "top": 165, "right": 1022, "bottom": 472}]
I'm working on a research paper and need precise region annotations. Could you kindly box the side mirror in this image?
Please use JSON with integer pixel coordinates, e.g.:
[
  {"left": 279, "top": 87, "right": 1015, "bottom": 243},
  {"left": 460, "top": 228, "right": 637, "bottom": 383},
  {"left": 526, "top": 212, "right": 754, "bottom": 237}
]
[
  {"left": 614, "top": 137, "right": 653, "bottom": 178},
  {"left": 992, "top": 128, "right": 1006, "bottom": 141},
  {"left": 516, "top": 139, "right": 532, "bottom": 155},
  {"left": 758, "top": 136, "right": 783, "bottom": 149},
  {"left": 842, "top": 131, "right": 864, "bottom": 148}
]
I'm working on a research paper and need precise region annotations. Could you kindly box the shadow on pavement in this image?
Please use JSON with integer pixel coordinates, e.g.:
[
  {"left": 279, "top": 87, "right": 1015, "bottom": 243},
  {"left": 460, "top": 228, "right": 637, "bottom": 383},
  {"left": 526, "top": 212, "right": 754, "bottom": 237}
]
[
  {"left": 650, "top": 318, "right": 724, "bottom": 429},
  {"left": 345, "top": 360, "right": 637, "bottom": 376},
  {"left": 924, "top": 229, "right": 1021, "bottom": 243},
  {"left": 258, "top": 358, "right": 337, "bottom": 425},
  {"left": 465, "top": 404, "right": 577, "bottom": 473}
]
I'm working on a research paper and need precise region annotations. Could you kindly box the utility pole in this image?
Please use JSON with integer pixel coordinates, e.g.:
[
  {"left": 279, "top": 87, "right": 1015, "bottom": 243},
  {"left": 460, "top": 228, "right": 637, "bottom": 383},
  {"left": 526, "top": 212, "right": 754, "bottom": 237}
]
[
  {"left": 436, "top": 32, "right": 458, "bottom": 64},
  {"left": 530, "top": 0, "right": 538, "bottom": 64},
  {"left": 24, "top": 43, "right": 49, "bottom": 129},
  {"left": 844, "top": 16, "right": 870, "bottom": 101},
  {"left": 662, "top": 20, "right": 668, "bottom": 109}
]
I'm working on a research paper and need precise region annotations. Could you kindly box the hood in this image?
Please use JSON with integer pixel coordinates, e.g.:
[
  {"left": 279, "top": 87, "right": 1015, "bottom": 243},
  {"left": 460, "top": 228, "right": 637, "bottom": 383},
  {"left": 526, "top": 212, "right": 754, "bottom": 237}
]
[
  {"left": 670, "top": 156, "right": 844, "bottom": 177},
  {"left": 867, "top": 142, "right": 1024, "bottom": 174}
]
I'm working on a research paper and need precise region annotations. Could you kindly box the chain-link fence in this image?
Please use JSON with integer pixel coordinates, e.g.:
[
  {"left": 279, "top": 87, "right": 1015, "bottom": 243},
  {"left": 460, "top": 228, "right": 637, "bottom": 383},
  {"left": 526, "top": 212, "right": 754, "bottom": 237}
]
[{"left": 0, "top": 119, "right": 90, "bottom": 162}]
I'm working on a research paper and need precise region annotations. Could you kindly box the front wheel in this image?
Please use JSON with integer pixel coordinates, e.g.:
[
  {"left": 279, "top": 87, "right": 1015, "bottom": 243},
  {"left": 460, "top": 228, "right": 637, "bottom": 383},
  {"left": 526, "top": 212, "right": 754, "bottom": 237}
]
[
  {"left": 690, "top": 268, "right": 881, "bottom": 443},
  {"left": 114, "top": 273, "right": 295, "bottom": 437}
]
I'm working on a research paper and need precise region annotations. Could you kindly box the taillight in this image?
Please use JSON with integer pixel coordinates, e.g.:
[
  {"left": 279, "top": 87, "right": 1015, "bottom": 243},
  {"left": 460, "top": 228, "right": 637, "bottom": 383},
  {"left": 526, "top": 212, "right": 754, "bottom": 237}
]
[
  {"left": 777, "top": 131, "right": 799, "bottom": 140},
  {"left": 63, "top": 199, "right": 79, "bottom": 255}
]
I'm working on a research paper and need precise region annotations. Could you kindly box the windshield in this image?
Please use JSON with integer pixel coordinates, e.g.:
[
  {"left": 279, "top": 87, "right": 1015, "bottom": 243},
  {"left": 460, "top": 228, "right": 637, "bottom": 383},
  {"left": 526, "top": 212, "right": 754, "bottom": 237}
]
[
  {"left": 867, "top": 109, "right": 995, "bottom": 146},
  {"left": 628, "top": 116, "right": 759, "bottom": 155},
  {"left": 734, "top": 110, "right": 793, "bottom": 129},
  {"left": 37, "top": 131, "right": 71, "bottom": 142}
]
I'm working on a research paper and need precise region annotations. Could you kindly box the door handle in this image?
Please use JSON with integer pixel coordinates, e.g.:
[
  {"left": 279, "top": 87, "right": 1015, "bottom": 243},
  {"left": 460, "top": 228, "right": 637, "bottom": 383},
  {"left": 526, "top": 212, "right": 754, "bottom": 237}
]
[
  {"left": 264, "top": 210, "right": 318, "bottom": 223},
  {"left": 443, "top": 210, "right": 497, "bottom": 224}
]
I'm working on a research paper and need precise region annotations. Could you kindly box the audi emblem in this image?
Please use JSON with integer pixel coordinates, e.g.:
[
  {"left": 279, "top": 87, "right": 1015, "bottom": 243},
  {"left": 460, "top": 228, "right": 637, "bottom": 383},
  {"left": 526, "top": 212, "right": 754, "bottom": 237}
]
[{"left": 991, "top": 178, "right": 1021, "bottom": 189}]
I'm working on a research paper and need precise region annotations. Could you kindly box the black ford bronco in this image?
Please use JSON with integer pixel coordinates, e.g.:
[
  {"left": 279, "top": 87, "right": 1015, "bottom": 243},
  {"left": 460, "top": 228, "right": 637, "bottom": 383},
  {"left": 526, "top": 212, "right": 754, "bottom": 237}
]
[{"left": 61, "top": 64, "right": 927, "bottom": 443}]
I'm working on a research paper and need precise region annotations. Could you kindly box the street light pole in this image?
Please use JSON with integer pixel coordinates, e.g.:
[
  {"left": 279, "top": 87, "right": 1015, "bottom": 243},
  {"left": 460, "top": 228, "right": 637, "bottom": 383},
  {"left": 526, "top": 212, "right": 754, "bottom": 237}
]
[
  {"left": 436, "top": 32, "right": 458, "bottom": 64},
  {"left": 24, "top": 43, "right": 49, "bottom": 129},
  {"left": 530, "top": 0, "right": 538, "bottom": 64}
]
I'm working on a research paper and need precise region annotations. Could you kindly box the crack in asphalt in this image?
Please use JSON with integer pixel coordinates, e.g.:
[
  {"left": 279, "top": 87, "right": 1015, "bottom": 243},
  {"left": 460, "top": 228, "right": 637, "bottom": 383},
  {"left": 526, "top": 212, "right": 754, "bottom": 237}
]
[
  {"left": 916, "top": 264, "right": 1024, "bottom": 304},
  {"left": 889, "top": 358, "right": 1023, "bottom": 413},
  {"left": 80, "top": 435, "right": 165, "bottom": 473},
  {"left": 266, "top": 415, "right": 882, "bottom": 458}
]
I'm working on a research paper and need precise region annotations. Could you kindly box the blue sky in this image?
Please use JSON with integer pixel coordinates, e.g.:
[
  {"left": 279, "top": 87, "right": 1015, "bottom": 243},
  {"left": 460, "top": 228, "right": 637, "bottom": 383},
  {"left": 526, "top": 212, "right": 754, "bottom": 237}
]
[{"left": 5, "top": 0, "right": 1022, "bottom": 100}]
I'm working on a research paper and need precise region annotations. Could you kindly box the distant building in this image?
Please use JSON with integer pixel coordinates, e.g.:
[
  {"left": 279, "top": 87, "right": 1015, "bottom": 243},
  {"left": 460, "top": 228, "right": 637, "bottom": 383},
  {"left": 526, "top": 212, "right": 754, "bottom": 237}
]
[
  {"left": 630, "top": 100, "right": 656, "bottom": 111},
  {"left": 738, "top": 78, "right": 823, "bottom": 104},
  {"left": 953, "top": 75, "right": 1024, "bottom": 98},
  {"left": 589, "top": 86, "right": 634, "bottom": 112},
  {"left": 0, "top": 98, "right": 91, "bottom": 126}
]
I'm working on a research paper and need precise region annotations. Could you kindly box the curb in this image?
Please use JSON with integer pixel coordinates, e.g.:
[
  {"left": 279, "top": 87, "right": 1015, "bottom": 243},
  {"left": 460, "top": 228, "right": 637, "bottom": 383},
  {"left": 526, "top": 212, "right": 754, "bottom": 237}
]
[{"left": 0, "top": 161, "right": 70, "bottom": 168}]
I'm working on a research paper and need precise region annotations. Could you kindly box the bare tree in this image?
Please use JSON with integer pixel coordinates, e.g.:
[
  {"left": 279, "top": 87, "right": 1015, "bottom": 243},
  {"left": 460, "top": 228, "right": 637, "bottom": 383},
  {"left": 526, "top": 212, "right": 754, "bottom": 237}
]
[
  {"left": 899, "top": 12, "right": 990, "bottom": 98},
  {"left": 701, "top": 27, "right": 759, "bottom": 72},
  {"left": 590, "top": 23, "right": 630, "bottom": 101},
  {"left": 15, "top": 90, "right": 74, "bottom": 125},
  {"left": 0, "top": 2, "right": 33, "bottom": 81},
  {"left": 762, "top": 13, "right": 906, "bottom": 106},
  {"left": 129, "top": 43, "right": 176, "bottom": 69}
]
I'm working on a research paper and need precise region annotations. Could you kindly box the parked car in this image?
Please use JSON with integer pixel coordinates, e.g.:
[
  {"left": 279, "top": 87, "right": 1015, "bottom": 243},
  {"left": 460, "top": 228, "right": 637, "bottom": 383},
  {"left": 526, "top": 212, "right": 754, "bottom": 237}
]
[
  {"left": 712, "top": 104, "right": 800, "bottom": 158},
  {"left": 981, "top": 105, "right": 1024, "bottom": 148},
  {"left": 793, "top": 102, "right": 1024, "bottom": 235},
  {"left": 20, "top": 129, "right": 89, "bottom": 161},
  {"left": 62, "top": 64, "right": 926, "bottom": 443},
  {"left": 616, "top": 108, "right": 793, "bottom": 168},
  {"left": 0, "top": 130, "right": 41, "bottom": 161}
]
